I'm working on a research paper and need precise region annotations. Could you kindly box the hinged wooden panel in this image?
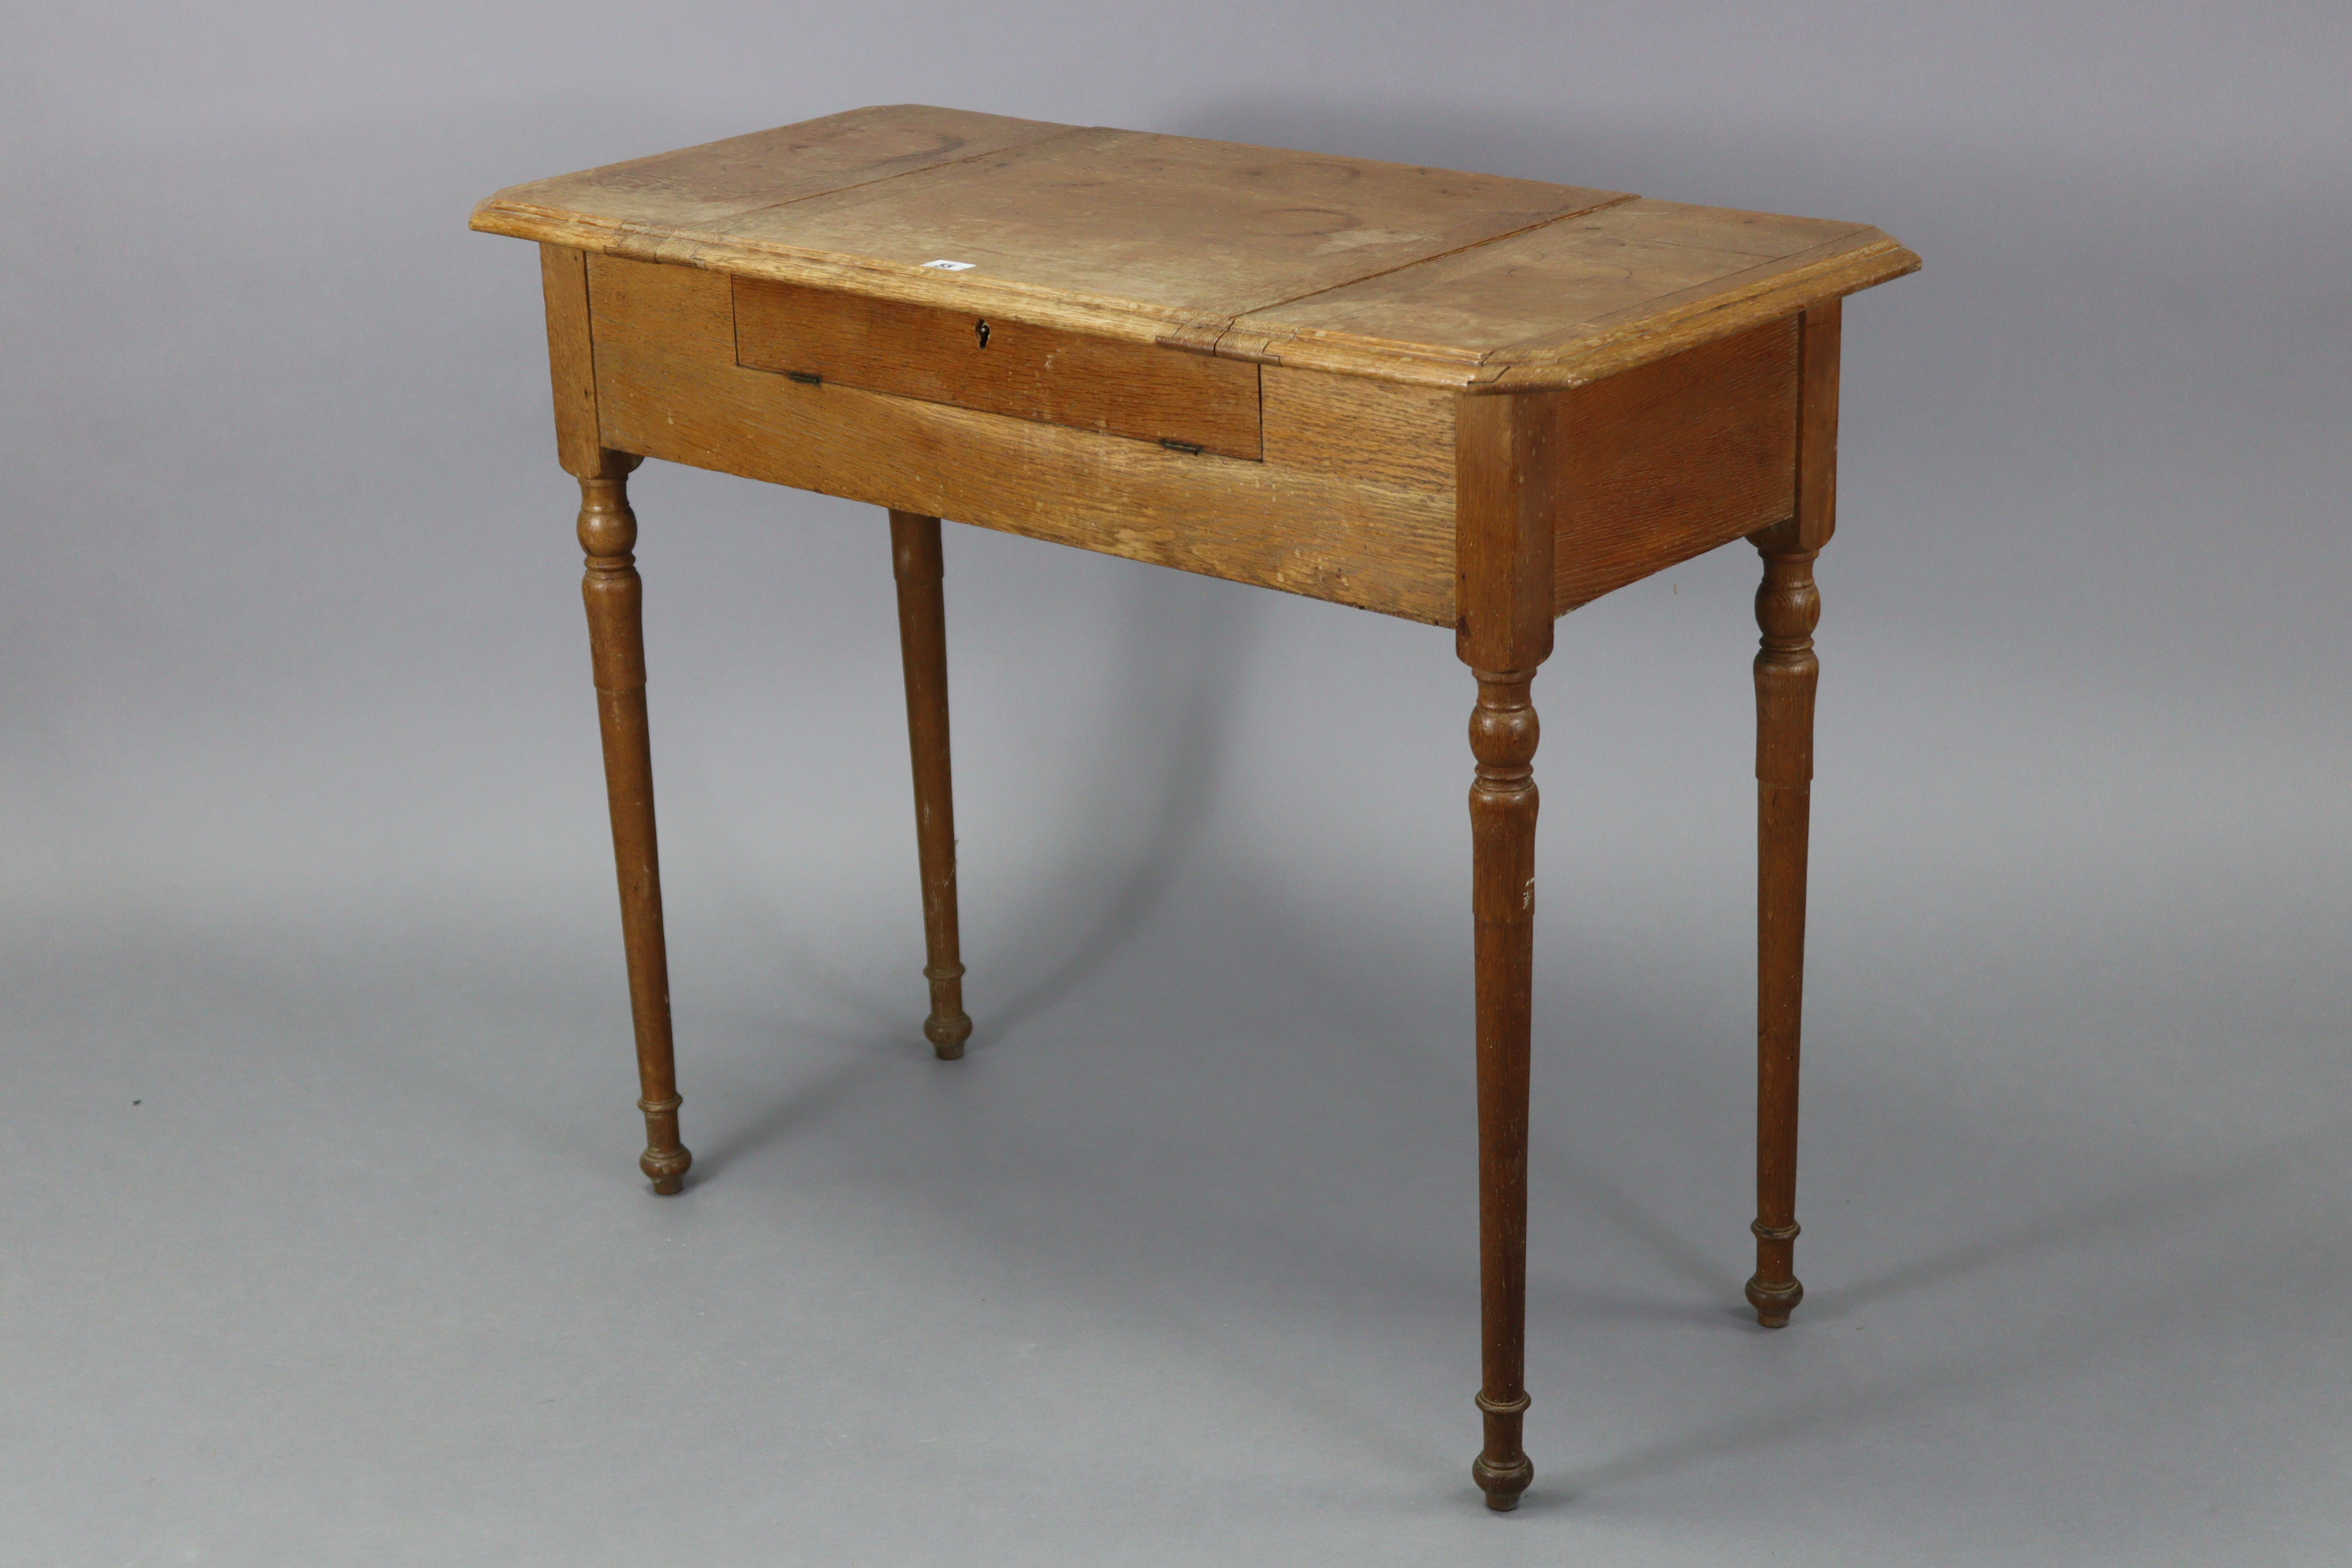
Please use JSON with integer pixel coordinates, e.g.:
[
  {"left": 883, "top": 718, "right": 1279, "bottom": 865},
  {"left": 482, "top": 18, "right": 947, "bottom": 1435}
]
[
  {"left": 477, "top": 105, "right": 1917, "bottom": 394},
  {"left": 733, "top": 276, "right": 1263, "bottom": 459}
]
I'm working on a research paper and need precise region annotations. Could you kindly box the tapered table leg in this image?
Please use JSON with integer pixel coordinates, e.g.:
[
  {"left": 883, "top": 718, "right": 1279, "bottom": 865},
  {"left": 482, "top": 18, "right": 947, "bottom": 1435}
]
[
  {"left": 1747, "top": 533, "right": 1819, "bottom": 1323},
  {"left": 1453, "top": 386, "right": 1557, "bottom": 1512},
  {"left": 1468, "top": 666, "right": 1539, "bottom": 1510},
  {"left": 1745, "top": 299, "right": 1840, "bottom": 1326},
  {"left": 889, "top": 511, "right": 972, "bottom": 1060},
  {"left": 578, "top": 452, "right": 691, "bottom": 1193}
]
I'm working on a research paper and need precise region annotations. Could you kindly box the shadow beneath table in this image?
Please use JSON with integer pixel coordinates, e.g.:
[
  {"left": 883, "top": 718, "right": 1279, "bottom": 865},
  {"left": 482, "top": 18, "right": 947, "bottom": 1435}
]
[
  {"left": 1799, "top": 1131, "right": 2317, "bottom": 1323},
  {"left": 1239, "top": 891, "right": 1755, "bottom": 1317},
  {"left": 685, "top": 1035, "right": 903, "bottom": 1182},
  {"left": 979, "top": 564, "right": 1263, "bottom": 1041},
  {"left": 1546, "top": 1131, "right": 2320, "bottom": 1499},
  {"left": 1531, "top": 1134, "right": 1754, "bottom": 1317}
]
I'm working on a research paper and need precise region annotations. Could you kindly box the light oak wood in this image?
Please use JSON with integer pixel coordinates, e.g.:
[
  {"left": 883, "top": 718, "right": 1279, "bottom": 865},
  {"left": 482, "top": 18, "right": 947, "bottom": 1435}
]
[
  {"left": 1792, "top": 300, "right": 1842, "bottom": 552},
  {"left": 1553, "top": 316, "right": 1800, "bottom": 612},
  {"left": 734, "top": 276, "right": 1264, "bottom": 459},
  {"left": 576, "top": 454, "right": 691, "bottom": 1195},
  {"left": 1456, "top": 390, "right": 1559, "bottom": 674},
  {"left": 1259, "top": 366, "right": 1455, "bottom": 494},
  {"left": 545, "top": 240, "right": 692, "bottom": 1194},
  {"left": 1232, "top": 198, "right": 1909, "bottom": 389},
  {"left": 473, "top": 105, "right": 1917, "bottom": 390},
  {"left": 538, "top": 243, "right": 602, "bottom": 478},
  {"left": 491, "top": 105, "right": 1072, "bottom": 241},
  {"left": 477, "top": 107, "right": 1921, "bottom": 1512},
  {"left": 710, "top": 125, "right": 1624, "bottom": 331},
  {"left": 587, "top": 253, "right": 1460, "bottom": 623}
]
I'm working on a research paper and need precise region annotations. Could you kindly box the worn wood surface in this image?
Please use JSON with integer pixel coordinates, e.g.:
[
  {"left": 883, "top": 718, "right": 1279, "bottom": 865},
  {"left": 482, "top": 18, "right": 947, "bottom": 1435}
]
[
  {"left": 489, "top": 105, "right": 1071, "bottom": 239},
  {"left": 1792, "top": 300, "right": 1842, "bottom": 551},
  {"left": 1453, "top": 390, "right": 1561, "bottom": 1511},
  {"left": 712, "top": 124, "right": 1622, "bottom": 330},
  {"left": 889, "top": 511, "right": 973, "bottom": 1060},
  {"left": 474, "top": 105, "right": 1917, "bottom": 390},
  {"left": 548, "top": 258, "right": 690, "bottom": 1193},
  {"left": 589, "top": 254, "right": 1459, "bottom": 623},
  {"left": 1234, "top": 198, "right": 1909, "bottom": 389},
  {"left": 1455, "top": 392, "right": 1560, "bottom": 673},
  {"left": 1743, "top": 300, "right": 1841, "bottom": 1329},
  {"left": 575, "top": 455, "right": 691, "bottom": 1195},
  {"left": 538, "top": 243, "right": 602, "bottom": 477},
  {"left": 1259, "top": 366, "right": 1455, "bottom": 492},
  {"left": 1553, "top": 317, "right": 1799, "bottom": 612},
  {"left": 735, "top": 276, "right": 1264, "bottom": 459}
]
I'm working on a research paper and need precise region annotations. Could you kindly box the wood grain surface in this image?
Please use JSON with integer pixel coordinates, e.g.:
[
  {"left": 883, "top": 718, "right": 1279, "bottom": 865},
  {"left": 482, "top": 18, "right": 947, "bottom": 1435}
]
[
  {"left": 1259, "top": 366, "right": 1455, "bottom": 492},
  {"left": 1246, "top": 202, "right": 1908, "bottom": 388},
  {"left": 714, "top": 124, "right": 1623, "bottom": 326},
  {"left": 579, "top": 254, "right": 1830, "bottom": 622},
  {"left": 486, "top": 105, "right": 1071, "bottom": 238},
  {"left": 538, "top": 244, "right": 603, "bottom": 477},
  {"left": 473, "top": 105, "right": 1917, "bottom": 391},
  {"left": 589, "top": 254, "right": 1459, "bottom": 622},
  {"left": 1453, "top": 390, "right": 1562, "bottom": 1511},
  {"left": 1792, "top": 299, "right": 1842, "bottom": 551},
  {"left": 1552, "top": 316, "right": 1800, "bottom": 612},
  {"left": 574, "top": 454, "right": 692, "bottom": 1196},
  {"left": 1744, "top": 298, "right": 1841, "bottom": 1329},
  {"left": 734, "top": 275, "right": 1264, "bottom": 459}
]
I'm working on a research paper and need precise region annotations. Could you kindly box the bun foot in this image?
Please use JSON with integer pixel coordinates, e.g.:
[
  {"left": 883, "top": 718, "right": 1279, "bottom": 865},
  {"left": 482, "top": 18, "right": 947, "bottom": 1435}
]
[
  {"left": 925, "top": 1001, "right": 973, "bottom": 1061},
  {"left": 1472, "top": 1452, "right": 1534, "bottom": 1511},
  {"left": 1745, "top": 1272, "right": 1804, "bottom": 1328},
  {"left": 641, "top": 1138, "right": 692, "bottom": 1197},
  {"left": 892, "top": 514, "right": 973, "bottom": 1074},
  {"left": 1472, "top": 1387, "right": 1533, "bottom": 1510}
]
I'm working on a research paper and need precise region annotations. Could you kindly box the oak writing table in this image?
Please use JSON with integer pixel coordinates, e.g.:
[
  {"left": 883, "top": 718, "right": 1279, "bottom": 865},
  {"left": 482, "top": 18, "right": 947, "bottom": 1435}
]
[{"left": 471, "top": 104, "right": 1919, "bottom": 1511}]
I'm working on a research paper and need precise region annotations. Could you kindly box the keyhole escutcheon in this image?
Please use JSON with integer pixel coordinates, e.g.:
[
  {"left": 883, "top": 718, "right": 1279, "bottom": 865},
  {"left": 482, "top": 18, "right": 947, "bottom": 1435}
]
[{"left": 975, "top": 318, "right": 991, "bottom": 349}]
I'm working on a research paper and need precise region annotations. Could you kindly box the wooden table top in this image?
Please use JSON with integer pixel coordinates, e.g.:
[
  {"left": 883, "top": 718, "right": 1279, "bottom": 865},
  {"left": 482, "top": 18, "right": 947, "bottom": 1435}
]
[{"left": 473, "top": 104, "right": 1918, "bottom": 392}]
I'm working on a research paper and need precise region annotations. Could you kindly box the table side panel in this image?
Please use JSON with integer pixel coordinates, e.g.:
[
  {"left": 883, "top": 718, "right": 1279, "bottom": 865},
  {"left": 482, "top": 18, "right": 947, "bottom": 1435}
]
[
  {"left": 586, "top": 255, "right": 1457, "bottom": 624},
  {"left": 1553, "top": 315, "right": 1800, "bottom": 612},
  {"left": 1261, "top": 367, "right": 1456, "bottom": 492},
  {"left": 732, "top": 276, "right": 1263, "bottom": 459}
]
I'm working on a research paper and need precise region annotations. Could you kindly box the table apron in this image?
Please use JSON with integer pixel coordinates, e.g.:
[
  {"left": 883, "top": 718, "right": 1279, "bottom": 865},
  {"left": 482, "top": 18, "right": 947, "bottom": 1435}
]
[
  {"left": 589, "top": 253, "right": 1461, "bottom": 624},
  {"left": 574, "top": 252, "right": 1807, "bottom": 626}
]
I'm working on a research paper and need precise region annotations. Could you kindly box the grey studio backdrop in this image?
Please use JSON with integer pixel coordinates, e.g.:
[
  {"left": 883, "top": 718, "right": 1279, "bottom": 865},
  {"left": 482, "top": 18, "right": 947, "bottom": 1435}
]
[{"left": 5, "top": 3, "right": 2348, "bottom": 1564}]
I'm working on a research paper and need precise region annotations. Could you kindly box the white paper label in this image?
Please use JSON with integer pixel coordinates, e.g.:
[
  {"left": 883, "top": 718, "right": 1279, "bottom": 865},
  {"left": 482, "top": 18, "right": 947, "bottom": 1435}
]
[{"left": 922, "top": 258, "right": 977, "bottom": 271}]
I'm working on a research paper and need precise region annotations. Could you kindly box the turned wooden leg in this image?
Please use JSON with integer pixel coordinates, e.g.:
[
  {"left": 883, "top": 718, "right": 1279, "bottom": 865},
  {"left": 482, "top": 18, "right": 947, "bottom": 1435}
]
[
  {"left": 888, "top": 511, "right": 972, "bottom": 1060},
  {"left": 1453, "top": 386, "right": 1558, "bottom": 1512},
  {"left": 1746, "top": 300, "right": 1839, "bottom": 1325},
  {"left": 579, "top": 452, "right": 691, "bottom": 1194},
  {"left": 1747, "top": 537, "right": 1818, "bottom": 1324},
  {"left": 1468, "top": 666, "right": 1540, "bottom": 1510}
]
